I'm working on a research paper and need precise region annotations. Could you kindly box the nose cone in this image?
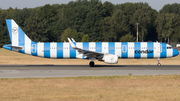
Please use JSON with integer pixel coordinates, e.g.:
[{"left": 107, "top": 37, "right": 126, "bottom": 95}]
[{"left": 173, "top": 49, "right": 179, "bottom": 57}]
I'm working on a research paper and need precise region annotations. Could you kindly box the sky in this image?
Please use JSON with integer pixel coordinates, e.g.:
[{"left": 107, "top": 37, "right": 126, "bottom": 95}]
[{"left": 0, "top": 0, "right": 180, "bottom": 11}]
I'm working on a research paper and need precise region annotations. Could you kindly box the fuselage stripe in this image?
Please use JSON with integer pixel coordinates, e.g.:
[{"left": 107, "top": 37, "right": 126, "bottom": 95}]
[
  {"left": 134, "top": 42, "right": 141, "bottom": 58},
  {"left": 57, "top": 43, "right": 63, "bottom": 58},
  {"left": 83, "top": 42, "right": 89, "bottom": 59},
  {"left": 160, "top": 43, "right": 167, "bottom": 58},
  {"left": 70, "top": 42, "right": 76, "bottom": 58},
  {"left": 44, "top": 42, "right": 50, "bottom": 58},
  {"left": 96, "top": 42, "right": 102, "bottom": 52},
  {"left": 147, "top": 42, "right": 154, "bottom": 58},
  {"left": 109, "top": 42, "right": 115, "bottom": 55}
]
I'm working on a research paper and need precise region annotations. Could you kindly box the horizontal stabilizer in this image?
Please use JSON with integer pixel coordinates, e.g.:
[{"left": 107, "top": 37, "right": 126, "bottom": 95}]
[{"left": 7, "top": 45, "right": 23, "bottom": 50}]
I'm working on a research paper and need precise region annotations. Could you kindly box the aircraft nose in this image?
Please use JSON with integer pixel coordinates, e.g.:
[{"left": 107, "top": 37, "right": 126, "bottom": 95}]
[{"left": 173, "top": 49, "right": 179, "bottom": 57}]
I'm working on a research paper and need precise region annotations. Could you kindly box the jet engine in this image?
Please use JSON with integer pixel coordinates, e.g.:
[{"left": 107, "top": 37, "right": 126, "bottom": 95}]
[{"left": 103, "top": 54, "right": 118, "bottom": 64}]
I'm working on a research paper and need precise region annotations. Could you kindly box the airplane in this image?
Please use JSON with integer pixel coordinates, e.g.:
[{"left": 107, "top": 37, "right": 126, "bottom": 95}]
[{"left": 3, "top": 19, "right": 179, "bottom": 67}]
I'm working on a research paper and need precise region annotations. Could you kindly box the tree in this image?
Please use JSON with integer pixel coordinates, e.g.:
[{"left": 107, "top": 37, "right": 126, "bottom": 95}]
[
  {"left": 103, "top": 1, "right": 114, "bottom": 16},
  {"left": 130, "top": 6, "right": 154, "bottom": 42},
  {"left": 55, "top": 19, "right": 69, "bottom": 42},
  {"left": 163, "top": 13, "right": 176, "bottom": 43},
  {"left": 120, "top": 33, "right": 136, "bottom": 42},
  {"left": 155, "top": 13, "right": 166, "bottom": 42},
  {"left": 156, "top": 13, "right": 180, "bottom": 43},
  {"left": 79, "top": 1, "right": 107, "bottom": 41},
  {"left": 0, "top": 9, "right": 11, "bottom": 47},
  {"left": 99, "top": 17, "right": 116, "bottom": 42},
  {"left": 24, "top": 17, "right": 44, "bottom": 42},
  {"left": 3, "top": 1, "right": 180, "bottom": 46},
  {"left": 61, "top": 27, "right": 83, "bottom": 42},
  {"left": 37, "top": 4, "right": 58, "bottom": 42},
  {"left": 111, "top": 10, "right": 130, "bottom": 41},
  {"left": 160, "top": 3, "right": 180, "bottom": 15},
  {"left": 81, "top": 34, "right": 89, "bottom": 42}
]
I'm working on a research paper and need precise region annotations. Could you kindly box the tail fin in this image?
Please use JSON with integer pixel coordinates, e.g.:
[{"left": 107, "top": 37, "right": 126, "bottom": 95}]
[{"left": 6, "top": 19, "right": 32, "bottom": 46}]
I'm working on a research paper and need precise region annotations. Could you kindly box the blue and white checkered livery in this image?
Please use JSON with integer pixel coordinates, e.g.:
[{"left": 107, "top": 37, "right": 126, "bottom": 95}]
[{"left": 3, "top": 19, "right": 179, "bottom": 67}]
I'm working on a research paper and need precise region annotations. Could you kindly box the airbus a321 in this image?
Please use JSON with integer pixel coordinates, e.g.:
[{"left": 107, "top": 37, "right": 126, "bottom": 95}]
[{"left": 3, "top": 19, "right": 179, "bottom": 67}]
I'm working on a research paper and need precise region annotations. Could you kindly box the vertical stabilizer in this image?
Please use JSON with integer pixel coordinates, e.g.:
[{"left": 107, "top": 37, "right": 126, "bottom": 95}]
[{"left": 6, "top": 19, "right": 31, "bottom": 46}]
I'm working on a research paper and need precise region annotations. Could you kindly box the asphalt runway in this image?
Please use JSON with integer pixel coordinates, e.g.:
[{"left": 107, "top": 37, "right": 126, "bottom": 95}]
[{"left": 0, "top": 65, "right": 180, "bottom": 78}]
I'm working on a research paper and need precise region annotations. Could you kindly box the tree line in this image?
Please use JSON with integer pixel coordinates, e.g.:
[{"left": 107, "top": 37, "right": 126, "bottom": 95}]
[{"left": 0, "top": 0, "right": 180, "bottom": 47}]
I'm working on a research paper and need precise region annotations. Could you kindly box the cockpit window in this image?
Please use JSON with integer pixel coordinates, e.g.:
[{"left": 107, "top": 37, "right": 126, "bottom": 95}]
[{"left": 167, "top": 47, "right": 172, "bottom": 49}]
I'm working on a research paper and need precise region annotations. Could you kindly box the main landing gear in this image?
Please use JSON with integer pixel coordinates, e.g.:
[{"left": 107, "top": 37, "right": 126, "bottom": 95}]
[
  {"left": 157, "top": 58, "right": 161, "bottom": 66},
  {"left": 89, "top": 61, "right": 95, "bottom": 67}
]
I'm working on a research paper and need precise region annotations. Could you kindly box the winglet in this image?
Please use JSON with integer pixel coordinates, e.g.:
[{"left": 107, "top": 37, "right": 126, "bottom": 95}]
[
  {"left": 68, "top": 38, "right": 76, "bottom": 48},
  {"left": 71, "top": 38, "right": 76, "bottom": 42}
]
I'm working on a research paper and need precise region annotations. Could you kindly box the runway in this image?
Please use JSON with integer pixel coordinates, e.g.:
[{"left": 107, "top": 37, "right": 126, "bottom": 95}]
[{"left": 0, "top": 65, "right": 180, "bottom": 78}]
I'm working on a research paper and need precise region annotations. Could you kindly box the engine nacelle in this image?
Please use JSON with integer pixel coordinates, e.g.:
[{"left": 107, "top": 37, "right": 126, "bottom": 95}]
[{"left": 103, "top": 54, "right": 118, "bottom": 64}]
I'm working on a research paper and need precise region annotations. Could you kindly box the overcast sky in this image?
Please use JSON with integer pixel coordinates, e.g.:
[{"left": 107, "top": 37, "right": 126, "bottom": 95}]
[{"left": 1, "top": 0, "right": 180, "bottom": 11}]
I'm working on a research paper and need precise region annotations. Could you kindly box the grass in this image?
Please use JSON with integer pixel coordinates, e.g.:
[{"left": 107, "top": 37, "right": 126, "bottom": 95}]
[
  {"left": 0, "top": 48, "right": 180, "bottom": 65},
  {"left": 0, "top": 75, "right": 180, "bottom": 101}
]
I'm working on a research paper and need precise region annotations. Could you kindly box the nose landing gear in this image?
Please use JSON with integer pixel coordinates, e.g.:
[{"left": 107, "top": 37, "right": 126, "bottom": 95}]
[{"left": 157, "top": 58, "right": 161, "bottom": 66}]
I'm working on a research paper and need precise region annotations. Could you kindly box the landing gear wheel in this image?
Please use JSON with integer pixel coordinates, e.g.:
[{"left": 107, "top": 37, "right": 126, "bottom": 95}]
[
  {"left": 89, "top": 61, "right": 94, "bottom": 67},
  {"left": 157, "top": 63, "right": 161, "bottom": 66}
]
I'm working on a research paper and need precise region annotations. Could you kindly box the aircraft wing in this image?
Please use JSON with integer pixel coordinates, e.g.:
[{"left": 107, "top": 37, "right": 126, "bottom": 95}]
[{"left": 68, "top": 38, "right": 104, "bottom": 59}]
